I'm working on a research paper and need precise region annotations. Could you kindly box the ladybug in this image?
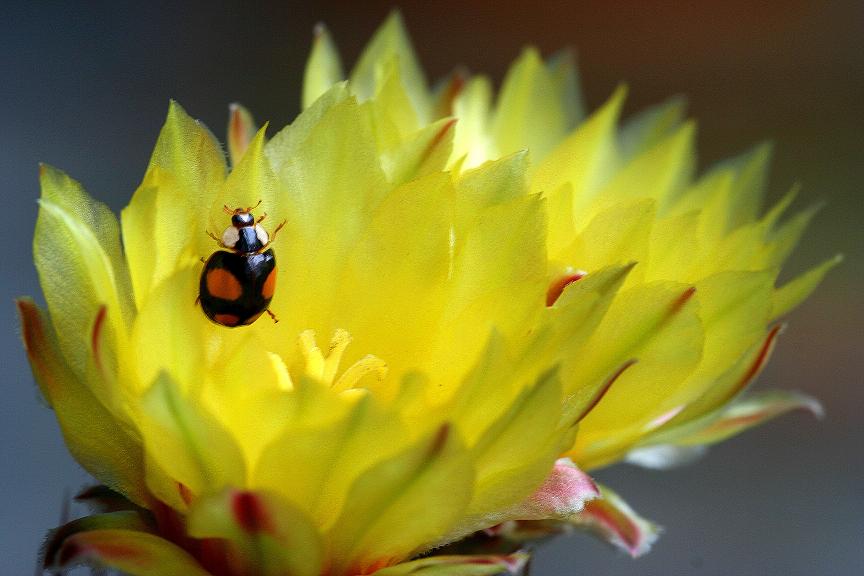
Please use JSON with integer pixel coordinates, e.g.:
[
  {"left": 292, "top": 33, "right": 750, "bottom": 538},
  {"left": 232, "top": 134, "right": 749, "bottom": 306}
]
[{"left": 198, "top": 202, "right": 285, "bottom": 327}]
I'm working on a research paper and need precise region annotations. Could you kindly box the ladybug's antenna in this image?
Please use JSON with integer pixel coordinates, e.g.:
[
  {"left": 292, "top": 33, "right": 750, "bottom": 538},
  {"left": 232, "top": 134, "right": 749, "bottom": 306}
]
[{"left": 224, "top": 200, "right": 263, "bottom": 215}]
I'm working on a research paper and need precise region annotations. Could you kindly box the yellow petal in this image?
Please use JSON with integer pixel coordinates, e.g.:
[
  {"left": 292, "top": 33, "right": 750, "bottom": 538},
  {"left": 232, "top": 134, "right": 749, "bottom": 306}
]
[
  {"left": 265, "top": 94, "right": 390, "bottom": 355},
  {"left": 534, "top": 86, "right": 625, "bottom": 253},
  {"left": 370, "top": 56, "right": 422, "bottom": 148},
  {"left": 772, "top": 254, "right": 843, "bottom": 319},
  {"left": 451, "top": 76, "right": 494, "bottom": 168},
  {"left": 350, "top": 11, "right": 431, "bottom": 124},
  {"left": 139, "top": 371, "right": 246, "bottom": 509},
  {"left": 382, "top": 117, "right": 456, "bottom": 185},
  {"left": 130, "top": 266, "right": 207, "bottom": 394},
  {"left": 491, "top": 47, "right": 570, "bottom": 161},
  {"left": 599, "top": 121, "right": 696, "bottom": 213},
  {"left": 466, "top": 368, "right": 568, "bottom": 518},
  {"left": 667, "top": 389, "right": 823, "bottom": 446},
  {"left": 210, "top": 124, "right": 280, "bottom": 233},
  {"left": 303, "top": 23, "right": 344, "bottom": 110},
  {"left": 546, "top": 49, "right": 585, "bottom": 130},
  {"left": 50, "top": 529, "right": 210, "bottom": 576},
  {"left": 618, "top": 96, "right": 687, "bottom": 161},
  {"left": 35, "top": 171, "right": 131, "bottom": 382},
  {"left": 327, "top": 425, "right": 474, "bottom": 573},
  {"left": 723, "top": 141, "right": 773, "bottom": 228},
  {"left": 17, "top": 299, "right": 148, "bottom": 505},
  {"left": 331, "top": 173, "right": 452, "bottom": 394},
  {"left": 569, "top": 282, "right": 704, "bottom": 468},
  {"left": 187, "top": 488, "right": 324, "bottom": 576},
  {"left": 121, "top": 101, "right": 227, "bottom": 306},
  {"left": 253, "top": 383, "right": 409, "bottom": 530},
  {"left": 558, "top": 198, "right": 656, "bottom": 277}
]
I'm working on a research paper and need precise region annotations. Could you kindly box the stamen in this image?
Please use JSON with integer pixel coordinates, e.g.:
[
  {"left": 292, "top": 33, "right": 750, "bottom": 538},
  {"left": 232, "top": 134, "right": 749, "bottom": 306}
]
[
  {"left": 298, "top": 330, "right": 326, "bottom": 382},
  {"left": 267, "top": 352, "right": 294, "bottom": 391},
  {"left": 297, "top": 329, "right": 388, "bottom": 390},
  {"left": 334, "top": 355, "right": 389, "bottom": 392},
  {"left": 323, "top": 329, "right": 352, "bottom": 384}
]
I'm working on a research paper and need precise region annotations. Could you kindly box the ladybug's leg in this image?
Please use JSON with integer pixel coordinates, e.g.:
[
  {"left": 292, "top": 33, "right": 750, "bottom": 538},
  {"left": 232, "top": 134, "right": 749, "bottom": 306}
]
[
  {"left": 265, "top": 309, "right": 279, "bottom": 323},
  {"left": 206, "top": 230, "right": 226, "bottom": 248},
  {"left": 256, "top": 212, "right": 268, "bottom": 225},
  {"left": 258, "top": 220, "right": 286, "bottom": 252}
]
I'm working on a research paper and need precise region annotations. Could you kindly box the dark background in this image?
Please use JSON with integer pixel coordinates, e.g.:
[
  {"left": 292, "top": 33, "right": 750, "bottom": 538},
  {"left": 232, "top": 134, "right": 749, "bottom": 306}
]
[{"left": 2, "top": 1, "right": 861, "bottom": 574}]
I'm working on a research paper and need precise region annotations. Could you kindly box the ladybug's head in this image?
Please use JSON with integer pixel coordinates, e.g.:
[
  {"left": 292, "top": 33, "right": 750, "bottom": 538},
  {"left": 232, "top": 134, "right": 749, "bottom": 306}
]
[
  {"left": 219, "top": 202, "right": 268, "bottom": 253},
  {"left": 224, "top": 203, "right": 258, "bottom": 228},
  {"left": 231, "top": 211, "right": 255, "bottom": 228}
]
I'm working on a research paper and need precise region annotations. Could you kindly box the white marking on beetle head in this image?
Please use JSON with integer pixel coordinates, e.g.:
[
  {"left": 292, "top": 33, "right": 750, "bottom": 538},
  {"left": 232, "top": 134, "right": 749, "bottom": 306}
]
[{"left": 221, "top": 225, "right": 240, "bottom": 248}]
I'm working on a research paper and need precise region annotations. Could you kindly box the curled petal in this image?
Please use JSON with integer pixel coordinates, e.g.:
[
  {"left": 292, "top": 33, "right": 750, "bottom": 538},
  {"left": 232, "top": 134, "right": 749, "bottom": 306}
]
[
  {"left": 571, "top": 484, "right": 660, "bottom": 558},
  {"left": 663, "top": 389, "right": 823, "bottom": 448},
  {"left": 49, "top": 528, "right": 210, "bottom": 576},
  {"left": 374, "top": 553, "right": 529, "bottom": 576},
  {"left": 43, "top": 511, "right": 150, "bottom": 569}
]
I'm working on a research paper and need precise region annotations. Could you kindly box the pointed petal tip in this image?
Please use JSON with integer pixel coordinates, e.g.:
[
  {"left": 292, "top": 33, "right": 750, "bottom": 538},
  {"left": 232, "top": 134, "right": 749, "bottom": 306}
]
[
  {"left": 313, "top": 21, "right": 329, "bottom": 39},
  {"left": 787, "top": 392, "right": 825, "bottom": 420},
  {"left": 611, "top": 83, "right": 629, "bottom": 105},
  {"left": 575, "top": 485, "right": 661, "bottom": 558},
  {"left": 667, "top": 286, "right": 697, "bottom": 317},
  {"left": 575, "top": 358, "right": 638, "bottom": 423}
]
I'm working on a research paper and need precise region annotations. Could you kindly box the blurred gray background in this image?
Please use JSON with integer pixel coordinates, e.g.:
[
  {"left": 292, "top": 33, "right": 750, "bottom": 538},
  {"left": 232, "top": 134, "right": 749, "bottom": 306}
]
[{"left": 1, "top": 1, "right": 861, "bottom": 574}]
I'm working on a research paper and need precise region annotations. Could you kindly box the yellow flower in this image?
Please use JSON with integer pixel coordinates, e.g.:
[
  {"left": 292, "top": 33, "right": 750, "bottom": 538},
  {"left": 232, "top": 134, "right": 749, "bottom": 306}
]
[{"left": 21, "top": 12, "right": 837, "bottom": 575}]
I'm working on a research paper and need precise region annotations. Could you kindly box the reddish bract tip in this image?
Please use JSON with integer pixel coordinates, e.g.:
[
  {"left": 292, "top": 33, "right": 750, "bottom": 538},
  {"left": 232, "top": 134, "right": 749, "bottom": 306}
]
[
  {"left": 729, "top": 324, "right": 783, "bottom": 400},
  {"left": 576, "top": 359, "right": 638, "bottom": 422},
  {"left": 436, "top": 68, "right": 468, "bottom": 116},
  {"left": 667, "top": 286, "right": 696, "bottom": 317},
  {"left": 231, "top": 491, "right": 273, "bottom": 535},
  {"left": 546, "top": 272, "right": 586, "bottom": 307},
  {"left": 582, "top": 499, "right": 642, "bottom": 556},
  {"left": 177, "top": 483, "right": 194, "bottom": 507},
  {"left": 91, "top": 306, "right": 107, "bottom": 371},
  {"left": 423, "top": 118, "right": 458, "bottom": 162},
  {"left": 428, "top": 424, "right": 451, "bottom": 457}
]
